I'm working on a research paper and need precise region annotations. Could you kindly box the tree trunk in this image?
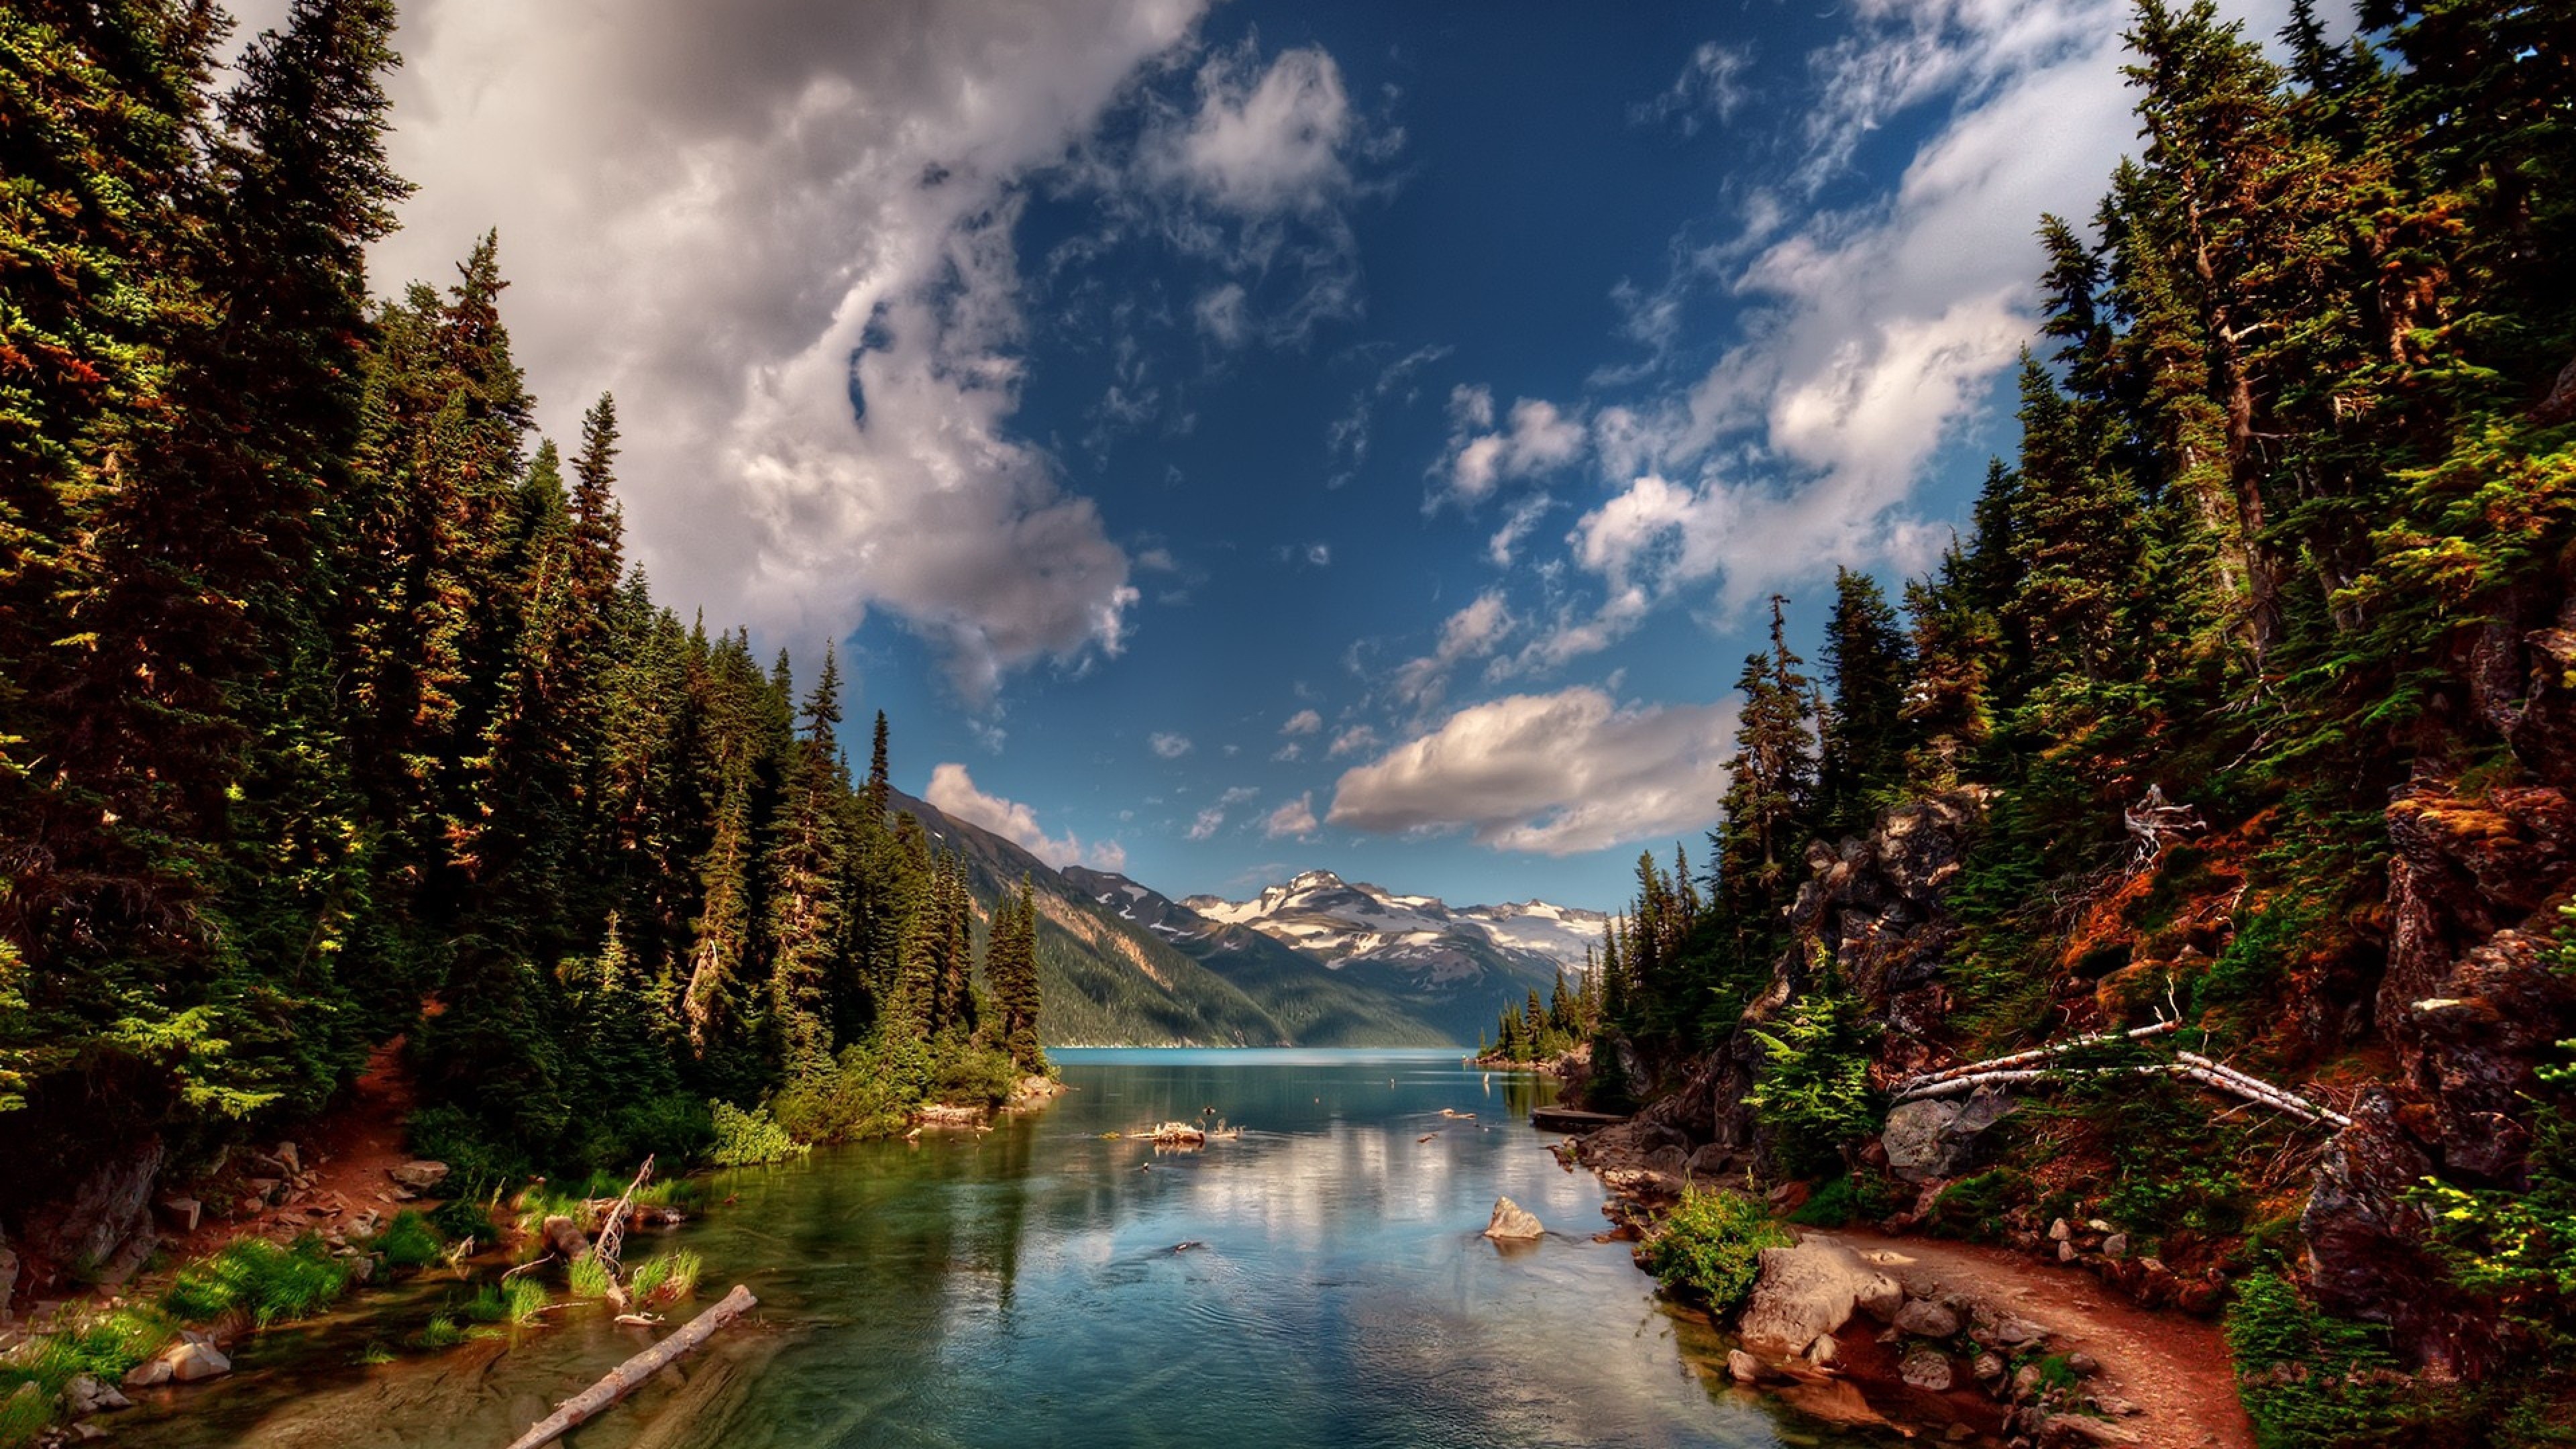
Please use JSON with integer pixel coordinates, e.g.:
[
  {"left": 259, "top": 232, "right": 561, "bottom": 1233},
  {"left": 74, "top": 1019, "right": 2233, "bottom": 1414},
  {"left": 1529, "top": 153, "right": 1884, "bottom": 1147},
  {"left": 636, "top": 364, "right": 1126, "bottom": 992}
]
[{"left": 502, "top": 1284, "right": 757, "bottom": 1449}]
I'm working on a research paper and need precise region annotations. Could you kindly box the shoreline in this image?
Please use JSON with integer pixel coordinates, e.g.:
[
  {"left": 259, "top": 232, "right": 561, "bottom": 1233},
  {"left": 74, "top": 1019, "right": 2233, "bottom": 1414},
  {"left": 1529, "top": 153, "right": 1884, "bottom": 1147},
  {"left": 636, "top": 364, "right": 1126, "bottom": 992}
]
[{"left": 1554, "top": 1118, "right": 2254, "bottom": 1449}]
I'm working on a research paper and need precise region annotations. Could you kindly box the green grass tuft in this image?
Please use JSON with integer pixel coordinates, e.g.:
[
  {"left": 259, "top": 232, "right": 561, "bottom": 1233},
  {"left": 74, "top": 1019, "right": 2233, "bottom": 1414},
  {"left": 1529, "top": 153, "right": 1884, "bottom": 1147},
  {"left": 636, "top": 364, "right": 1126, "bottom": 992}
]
[
  {"left": 416, "top": 1315, "right": 467, "bottom": 1350},
  {"left": 162, "top": 1235, "right": 352, "bottom": 1327},
  {"left": 567, "top": 1254, "right": 613, "bottom": 1300}
]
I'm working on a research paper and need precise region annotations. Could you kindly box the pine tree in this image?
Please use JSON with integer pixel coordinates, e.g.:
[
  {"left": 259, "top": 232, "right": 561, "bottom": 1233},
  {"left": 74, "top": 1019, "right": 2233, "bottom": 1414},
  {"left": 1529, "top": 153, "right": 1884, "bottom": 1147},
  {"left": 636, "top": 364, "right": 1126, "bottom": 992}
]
[
  {"left": 1717, "top": 596, "right": 1819, "bottom": 922},
  {"left": 765, "top": 648, "right": 847, "bottom": 1077},
  {"left": 1815, "top": 568, "right": 1911, "bottom": 838},
  {"left": 986, "top": 879, "right": 1044, "bottom": 1075}
]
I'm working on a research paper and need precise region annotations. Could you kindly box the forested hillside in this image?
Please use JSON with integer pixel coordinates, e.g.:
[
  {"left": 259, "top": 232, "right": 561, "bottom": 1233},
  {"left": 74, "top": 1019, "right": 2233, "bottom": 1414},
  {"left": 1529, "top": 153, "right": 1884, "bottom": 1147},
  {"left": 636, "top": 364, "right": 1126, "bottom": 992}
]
[
  {"left": 1573, "top": 1, "right": 2576, "bottom": 1441},
  {"left": 0, "top": 0, "right": 1095, "bottom": 1244},
  {"left": 904, "top": 798, "right": 1452, "bottom": 1046}
]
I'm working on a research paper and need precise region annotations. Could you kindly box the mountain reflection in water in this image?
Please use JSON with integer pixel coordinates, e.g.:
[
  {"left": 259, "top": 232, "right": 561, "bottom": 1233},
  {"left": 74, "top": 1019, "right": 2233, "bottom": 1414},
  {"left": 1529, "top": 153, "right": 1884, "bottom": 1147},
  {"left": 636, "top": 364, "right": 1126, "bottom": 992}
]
[{"left": 117, "top": 1050, "right": 1887, "bottom": 1449}]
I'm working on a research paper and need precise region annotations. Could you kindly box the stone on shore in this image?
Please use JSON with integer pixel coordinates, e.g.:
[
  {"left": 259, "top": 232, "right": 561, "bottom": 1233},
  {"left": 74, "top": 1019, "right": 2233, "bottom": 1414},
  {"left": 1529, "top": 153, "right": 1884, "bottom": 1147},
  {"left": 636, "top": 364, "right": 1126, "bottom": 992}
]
[
  {"left": 164, "top": 1340, "right": 231, "bottom": 1383},
  {"left": 1899, "top": 1347, "right": 1955, "bottom": 1392},
  {"left": 1483, "top": 1197, "right": 1544, "bottom": 1240},
  {"left": 1737, "top": 1238, "right": 1903, "bottom": 1358},
  {"left": 1892, "top": 1297, "right": 1962, "bottom": 1338},
  {"left": 387, "top": 1161, "right": 449, "bottom": 1191},
  {"left": 1726, "top": 1348, "right": 1766, "bottom": 1384}
]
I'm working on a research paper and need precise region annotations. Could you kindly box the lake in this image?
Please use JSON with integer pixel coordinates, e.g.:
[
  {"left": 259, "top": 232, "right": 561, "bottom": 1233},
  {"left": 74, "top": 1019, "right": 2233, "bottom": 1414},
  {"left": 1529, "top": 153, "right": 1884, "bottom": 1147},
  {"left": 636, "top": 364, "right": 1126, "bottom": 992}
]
[{"left": 119, "top": 1049, "right": 1883, "bottom": 1448}]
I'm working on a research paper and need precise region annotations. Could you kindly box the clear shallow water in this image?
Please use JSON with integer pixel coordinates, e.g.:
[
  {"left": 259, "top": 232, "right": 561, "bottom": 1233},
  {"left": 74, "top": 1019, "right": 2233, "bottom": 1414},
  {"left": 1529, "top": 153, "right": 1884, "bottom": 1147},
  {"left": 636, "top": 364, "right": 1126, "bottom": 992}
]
[{"left": 121, "top": 1050, "right": 1884, "bottom": 1449}]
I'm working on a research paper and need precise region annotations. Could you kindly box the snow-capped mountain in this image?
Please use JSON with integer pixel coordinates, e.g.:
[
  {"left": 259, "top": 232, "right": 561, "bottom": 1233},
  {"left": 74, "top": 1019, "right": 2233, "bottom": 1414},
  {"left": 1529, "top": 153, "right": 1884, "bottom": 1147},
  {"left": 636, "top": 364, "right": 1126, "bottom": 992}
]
[
  {"left": 1182, "top": 869, "right": 1610, "bottom": 976},
  {"left": 1062, "top": 866, "right": 1606, "bottom": 1043}
]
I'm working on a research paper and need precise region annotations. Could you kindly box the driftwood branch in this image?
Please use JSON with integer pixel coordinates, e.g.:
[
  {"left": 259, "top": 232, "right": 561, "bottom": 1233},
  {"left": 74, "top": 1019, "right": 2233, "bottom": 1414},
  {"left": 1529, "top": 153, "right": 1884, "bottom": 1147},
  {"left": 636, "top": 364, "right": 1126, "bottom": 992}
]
[
  {"left": 1890, "top": 1030, "right": 2352, "bottom": 1128},
  {"left": 593, "top": 1155, "right": 655, "bottom": 1274},
  {"left": 501, "top": 1283, "right": 757, "bottom": 1449},
  {"left": 1894, "top": 1019, "right": 2181, "bottom": 1095}
]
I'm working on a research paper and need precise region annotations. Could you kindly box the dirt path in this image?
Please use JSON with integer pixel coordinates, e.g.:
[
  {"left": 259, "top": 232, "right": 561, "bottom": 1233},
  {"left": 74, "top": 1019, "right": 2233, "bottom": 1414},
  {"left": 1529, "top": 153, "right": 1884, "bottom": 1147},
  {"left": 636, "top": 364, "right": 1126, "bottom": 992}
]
[
  {"left": 158, "top": 1040, "right": 427, "bottom": 1262},
  {"left": 1821, "top": 1228, "right": 2255, "bottom": 1449}
]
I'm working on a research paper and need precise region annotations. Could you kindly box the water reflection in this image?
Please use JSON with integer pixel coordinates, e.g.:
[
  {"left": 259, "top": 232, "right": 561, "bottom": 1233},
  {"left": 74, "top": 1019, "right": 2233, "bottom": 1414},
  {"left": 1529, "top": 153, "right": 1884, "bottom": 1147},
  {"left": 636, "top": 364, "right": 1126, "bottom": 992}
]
[{"left": 119, "top": 1051, "right": 1886, "bottom": 1449}]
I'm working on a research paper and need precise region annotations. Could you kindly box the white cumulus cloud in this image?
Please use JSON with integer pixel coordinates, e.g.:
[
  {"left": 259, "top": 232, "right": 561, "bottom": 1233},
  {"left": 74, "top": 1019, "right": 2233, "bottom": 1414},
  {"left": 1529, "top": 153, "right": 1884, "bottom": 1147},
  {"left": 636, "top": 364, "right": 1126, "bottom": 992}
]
[
  {"left": 925, "top": 763, "right": 1125, "bottom": 869},
  {"left": 369, "top": 0, "right": 1214, "bottom": 702},
  {"left": 1281, "top": 708, "right": 1323, "bottom": 735},
  {"left": 1265, "top": 792, "right": 1320, "bottom": 839},
  {"left": 1327, "top": 687, "right": 1737, "bottom": 856},
  {"left": 1150, "top": 731, "right": 1195, "bottom": 759},
  {"left": 1433, "top": 385, "right": 1587, "bottom": 507}
]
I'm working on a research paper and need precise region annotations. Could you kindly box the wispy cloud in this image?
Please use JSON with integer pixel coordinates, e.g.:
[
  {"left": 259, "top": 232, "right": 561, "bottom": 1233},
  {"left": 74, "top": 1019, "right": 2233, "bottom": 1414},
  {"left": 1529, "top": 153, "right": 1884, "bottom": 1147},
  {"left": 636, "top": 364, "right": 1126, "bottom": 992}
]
[{"left": 1629, "top": 41, "right": 1752, "bottom": 136}]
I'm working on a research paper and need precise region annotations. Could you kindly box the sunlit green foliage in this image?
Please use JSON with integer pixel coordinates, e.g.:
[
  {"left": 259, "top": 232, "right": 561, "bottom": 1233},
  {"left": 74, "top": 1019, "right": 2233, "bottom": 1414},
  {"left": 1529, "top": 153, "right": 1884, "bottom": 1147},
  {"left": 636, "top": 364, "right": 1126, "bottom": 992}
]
[{"left": 1641, "top": 1190, "right": 1795, "bottom": 1315}]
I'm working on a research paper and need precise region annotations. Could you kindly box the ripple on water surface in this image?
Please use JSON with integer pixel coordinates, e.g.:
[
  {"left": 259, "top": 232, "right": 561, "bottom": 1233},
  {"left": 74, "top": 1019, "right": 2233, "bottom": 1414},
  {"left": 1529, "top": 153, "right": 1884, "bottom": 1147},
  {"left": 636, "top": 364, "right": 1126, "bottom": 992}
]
[{"left": 113, "top": 1050, "right": 1888, "bottom": 1449}]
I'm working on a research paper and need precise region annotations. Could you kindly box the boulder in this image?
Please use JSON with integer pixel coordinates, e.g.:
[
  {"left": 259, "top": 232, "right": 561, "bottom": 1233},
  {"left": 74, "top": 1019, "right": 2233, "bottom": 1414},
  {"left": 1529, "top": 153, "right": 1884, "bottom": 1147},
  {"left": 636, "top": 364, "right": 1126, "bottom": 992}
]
[
  {"left": 387, "top": 1161, "right": 449, "bottom": 1191},
  {"left": 2065, "top": 1351, "right": 2100, "bottom": 1377},
  {"left": 62, "top": 1375, "right": 131, "bottom": 1417},
  {"left": 156, "top": 1196, "right": 203, "bottom": 1234},
  {"left": 1972, "top": 1350, "right": 2006, "bottom": 1383},
  {"left": 1892, "top": 1297, "right": 1962, "bottom": 1339},
  {"left": 275, "top": 1142, "right": 301, "bottom": 1175},
  {"left": 123, "top": 1359, "right": 173, "bottom": 1389},
  {"left": 1737, "top": 1238, "right": 1903, "bottom": 1358},
  {"left": 163, "top": 1341, "right": 230, "bottom": 1383},
  {"left": 2101, "top": 1232, "right": 2129, "bottom": 1261},
  {"left": 1806, "top": 1332, "right": 1840, "bottom": 1368},
  {"left": 1726, "top": 1348, "right": 1766, "bottom": 1384},
  {"left": 1483, "top": 1197, "right": 1544, "bottom": 1240},
  {"left": 1899, "top": 1347, "right": 1955, "bottom": 1392},
  {"left": 1883, "top": 1085, "right": 2020, "bottom": 1183}
]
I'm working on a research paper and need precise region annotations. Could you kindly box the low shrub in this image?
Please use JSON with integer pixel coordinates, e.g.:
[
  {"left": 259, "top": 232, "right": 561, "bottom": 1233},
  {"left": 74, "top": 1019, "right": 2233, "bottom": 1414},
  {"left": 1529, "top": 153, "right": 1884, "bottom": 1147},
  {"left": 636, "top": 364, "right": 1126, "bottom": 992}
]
[
  {"left": 417, "top": 1315, "right": 467, "bottom": 1350},
  {"left": 708, "top": 1100, "right": 803, "bottom": 1167},
  {"left": 1642, "top": 1189, "right": 1794, "bottom": 1315},
  {"left": 1787, "top": 1175, "right": 1858, "bottom": 1228},
  {"left": 428, "top": 1197, "right": 498, "bottom": 1244}
]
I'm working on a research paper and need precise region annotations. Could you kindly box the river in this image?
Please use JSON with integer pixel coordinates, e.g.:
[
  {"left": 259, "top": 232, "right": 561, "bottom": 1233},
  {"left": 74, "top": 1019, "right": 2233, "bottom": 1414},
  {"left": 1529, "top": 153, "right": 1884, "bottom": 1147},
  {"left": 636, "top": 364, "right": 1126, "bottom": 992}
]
[{"left": 117, "top": 1049, "right": 1885, "bottom": 1448}]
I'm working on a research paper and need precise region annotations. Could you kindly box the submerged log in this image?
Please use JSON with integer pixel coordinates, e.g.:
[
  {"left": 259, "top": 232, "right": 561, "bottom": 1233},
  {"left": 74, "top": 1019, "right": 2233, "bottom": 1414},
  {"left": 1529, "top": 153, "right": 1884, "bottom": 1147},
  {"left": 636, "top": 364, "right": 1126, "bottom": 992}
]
[{"left": 501, "top": 1284, "right": 757, "bottom": 1449}]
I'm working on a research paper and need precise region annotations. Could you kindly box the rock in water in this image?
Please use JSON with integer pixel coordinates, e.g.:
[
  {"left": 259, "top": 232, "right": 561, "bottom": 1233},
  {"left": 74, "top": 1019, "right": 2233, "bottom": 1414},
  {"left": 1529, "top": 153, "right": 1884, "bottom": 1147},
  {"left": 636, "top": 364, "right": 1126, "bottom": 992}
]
[
  {"left": 164, "top": 1342, "right": 230, "bottom": 1383},
  {"left": 1483, "top": 1197, "right": 1544, "bottom": 1240},
  {"left": 1726, "top": 1349, "right": 1766, "bottom": 1384},
  {"left": 1737, "top": 1238, "right": 1903, "bottom": 1358}
]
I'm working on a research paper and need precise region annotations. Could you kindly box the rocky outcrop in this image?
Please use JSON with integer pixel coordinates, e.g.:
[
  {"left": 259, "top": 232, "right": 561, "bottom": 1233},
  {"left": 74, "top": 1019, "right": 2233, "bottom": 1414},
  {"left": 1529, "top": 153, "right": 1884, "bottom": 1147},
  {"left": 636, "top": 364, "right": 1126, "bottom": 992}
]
[
  {"left": 20, "top": 1137, "right": 162, "bottom": 1276},
  {"left": 2302, "top": 781, "right": 2576, "bottom": 1376}
]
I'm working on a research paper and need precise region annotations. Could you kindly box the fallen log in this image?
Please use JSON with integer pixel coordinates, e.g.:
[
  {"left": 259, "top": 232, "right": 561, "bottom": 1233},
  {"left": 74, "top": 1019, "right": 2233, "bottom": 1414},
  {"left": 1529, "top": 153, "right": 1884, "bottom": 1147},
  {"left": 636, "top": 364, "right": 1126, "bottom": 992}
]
[
  {"left": 1894, "top": 1019, "right": 2180, "bottom": 1093},
  {"left": 502, "top": 1283, "right": 757, "bottom": 1449}
]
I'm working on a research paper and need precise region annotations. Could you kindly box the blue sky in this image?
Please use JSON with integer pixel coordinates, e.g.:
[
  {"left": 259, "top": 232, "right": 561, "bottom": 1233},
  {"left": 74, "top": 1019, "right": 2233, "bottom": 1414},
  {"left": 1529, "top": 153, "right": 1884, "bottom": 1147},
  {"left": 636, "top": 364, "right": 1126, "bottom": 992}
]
[{"left": 333, "top": 0, "right": 2306, "bottom": 912}]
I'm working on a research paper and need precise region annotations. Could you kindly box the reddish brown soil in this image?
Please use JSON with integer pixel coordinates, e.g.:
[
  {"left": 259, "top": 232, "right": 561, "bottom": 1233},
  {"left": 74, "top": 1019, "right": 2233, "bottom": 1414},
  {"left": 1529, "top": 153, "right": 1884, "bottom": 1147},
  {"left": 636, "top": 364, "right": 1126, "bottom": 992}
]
[
  {"left": 156, "top": 1040, "right": 429, "bottom": 1263},
  {"left": 1825, "top": 1228, "right": 2257, "bottom": 1449}
]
